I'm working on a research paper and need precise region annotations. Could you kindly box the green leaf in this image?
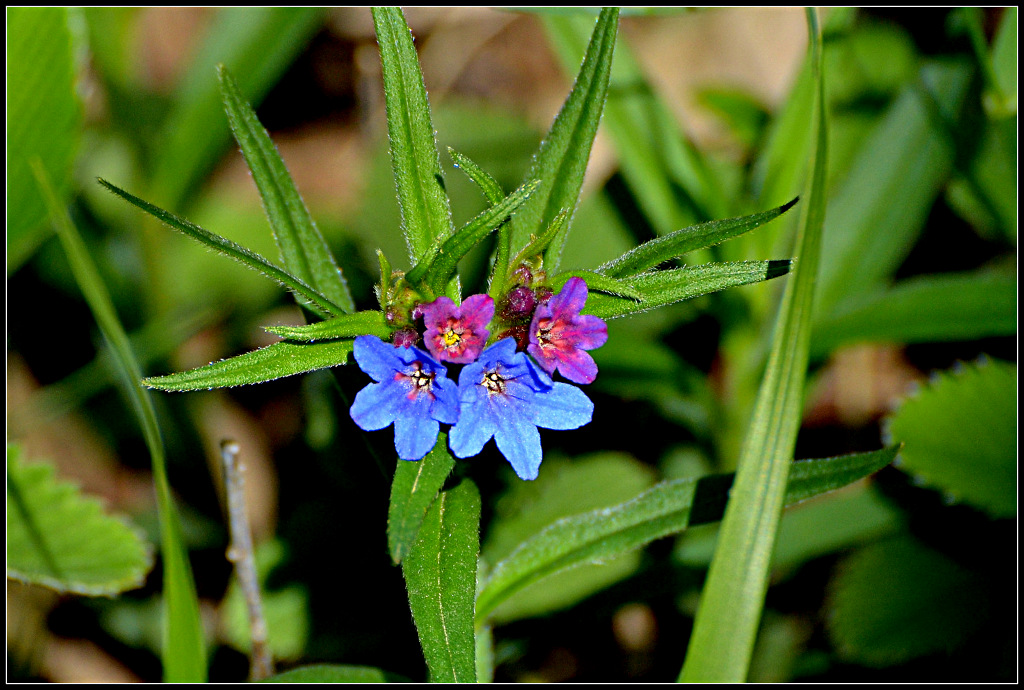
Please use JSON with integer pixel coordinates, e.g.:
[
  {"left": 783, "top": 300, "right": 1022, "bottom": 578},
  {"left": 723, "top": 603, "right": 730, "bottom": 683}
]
[
  {"left": 815, "top": 60, "right": 973, "bottom": 320},
  {"left": 99, "top": 178, "right": 345, "bottom": 319},
  {"left": 828, "top": 535, "right": 990, "bottom": 666},
  {"left": 7, "top": 446, "right": 152, "bottom": 596},
  {"left": 476, "top": 446, "right": 898, "bottom": 623},
  {"left": 508, "top": 7, "right": 619, "bottom": 271},
  {"left": 680, "top": 10, "right": 828, "bottom": 682},
  {"left": 36, "top": 167, "right": 207, "bottom": 681},
  {"left": 265, "top": 310, "right": 392, "bottom": 342},
  {"left": 403, "top": 479, "right": 480, "bottom": 683},
  {"left": 218, "top": 65, "right": 355, "bottom": 314},
  {"left": 6, "top": 7, "right": 82, "bottom": 272},
  {"left": 886, "top": 359, "right": 1016, "bottom": 518},
  {"left": 150, "top": 7, "right": 325, "bottom": 210},
  {"left": 811, "top": 270, "right": 1017, "bottom": 357},
  {"left": 448, "top": 147, "right": 504, "bottom": 205},
  {"left": 387, "top": 434, "right": 456, "bottom": 564},
  {"left": 598, "top": 199, "right": 798, "bottom": 278},
  {"left": 372, "top": 7, "right": 454, "bottom": 264},
  {"left": 550, "top": 269, "right": 642, "bottom": 300},
  {"left": 261, "top": 664, "right": 390, "bottom": 683},
  {"left": 143, "top": 339, "right": 355, "bottom": 392},
  {"left": 988, "top": 7, "right": 1016, "bottom": 117},
  {"left": 583, "top": 260, "right": 792, "bottom": 320},
  {"left": 409, "top": 179, "right": 541, "bottom": 294}
]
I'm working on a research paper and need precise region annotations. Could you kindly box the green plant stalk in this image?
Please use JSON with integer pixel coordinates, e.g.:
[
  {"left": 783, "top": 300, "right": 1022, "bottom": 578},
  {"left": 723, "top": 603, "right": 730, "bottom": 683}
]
[
  {"left": 34, "top": 162, "right": 207, "bottom": 681},
  {"left": 679, "top": 8, "right": 828, "bottom": 682}
]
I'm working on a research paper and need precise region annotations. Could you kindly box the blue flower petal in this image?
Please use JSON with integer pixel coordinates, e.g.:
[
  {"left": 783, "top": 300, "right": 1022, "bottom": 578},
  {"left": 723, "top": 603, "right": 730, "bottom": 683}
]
[
  {"left": 530, "top": 382, "right": 594, "bottom": 430},
  {"left": 449, "top": 383, "right": 497, "bottom": 459},
  {"left": 494, "top": 414, "right": 542, "bottom": 480},
  {"left": 353, "top": 335, "right": 402, "bottom": 382},
  {"left": 350, "top": 379, "right": 404, "bottom": 431},
  {"left": 430, "top": 375, "right": 461, "bottom": 425},
  {"left": 393, "top": 403, "right": 440, "bottom": 460}
]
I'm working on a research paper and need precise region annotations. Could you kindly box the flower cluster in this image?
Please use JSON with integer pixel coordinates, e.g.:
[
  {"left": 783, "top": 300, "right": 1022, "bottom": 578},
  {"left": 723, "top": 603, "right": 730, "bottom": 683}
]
[{"left": 349, "top": 278, "right": 607, "bottom": 480}]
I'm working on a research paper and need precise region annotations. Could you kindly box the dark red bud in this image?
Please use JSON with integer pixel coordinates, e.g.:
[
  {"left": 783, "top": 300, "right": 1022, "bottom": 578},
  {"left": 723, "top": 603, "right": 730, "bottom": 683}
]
[
  {"left": 392, "top": 328, "right": 419, "bottom": 348},
  {"left": 501, "top": 286, "right": 536, "bottom": 321}
]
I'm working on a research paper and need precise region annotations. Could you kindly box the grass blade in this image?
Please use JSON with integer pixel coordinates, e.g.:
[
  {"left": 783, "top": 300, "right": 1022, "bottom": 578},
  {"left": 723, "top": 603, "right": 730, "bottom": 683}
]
[
  {"left": 372, "top": 7, "right": 454, "bottom": 264},
  {"left": 403, "top": 479, "right": 480, "bottom": 682},
  {"left": 35, "top": 163, "right": 206, "bottom": 681},
  {"left": 218, "top": 65, "right": 355, "bottom": 313},
  {"left": 99, "top": 178, "right": 345, "bottom": 319},
  {"left": 143, "top": 339, "right": 356, "bottom": 392},
  {"left": 679, "top": 9, "right": 828, "bottom": 682}
]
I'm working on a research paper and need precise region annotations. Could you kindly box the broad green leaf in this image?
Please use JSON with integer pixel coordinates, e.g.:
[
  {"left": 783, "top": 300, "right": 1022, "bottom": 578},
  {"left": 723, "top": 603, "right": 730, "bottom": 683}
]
[
  {"left": 598, "top": 199, "right": 799, "bottom": 278},
  {"left": 811, "top": 271, "right": 1017, "bottom": 357},
  {"left": 408, "top": 179, "right": 541, "bottom": 294},
  {"left": 99, "top": 178, "right": 345, "bottom": 319},
  {"left": 886, "top": 359, "right": 1016, "bottom": 518},
  {"left": 815, "top": 60, "right": 972, "bottom": 320},
  {"left": 403, "top": 479, "right": 480, "bottom": 683},
  {"left": 372, "top": 7, "right": 454, "bottom": 264},
  {"left": 476, "top": 446, "right": 898, "bottom": 623},
  {"left": 265, "top": 310, "right": 392, "bottom": 342},
  {"left": 583, "top": 260, "right": 792, "bottom": 320},
  {"left": 828, "top": 535, "right": 990, "bottom": 666},
  {"left": 150, "top": 7, "right": 325, "bottom": 210},
  {"left": 7, "top": 7, "right": 81, "bottom": 272},
  {"left": 218, "top": 65, "right": 355, "bottom": 313},
  {"left": 7, "top": 446, "right": 152, "bottom": 596},
  {"left": 387, "top": 434, "right": 456, "bottom": 564},
  {"left": 508, "top": 7, "right": 619, "bottom": 270},
  {"left": 143, "top": 339, "right": 355, "bottom": 392},
  {"left": 261, "top": 664, "right": 389, "bottom": 683},
  {"left": 681, "top": 10, "right": 828, "bottom": 682},
  {"left": 36, "top": 167, "right": 206, "bottom": 681}
]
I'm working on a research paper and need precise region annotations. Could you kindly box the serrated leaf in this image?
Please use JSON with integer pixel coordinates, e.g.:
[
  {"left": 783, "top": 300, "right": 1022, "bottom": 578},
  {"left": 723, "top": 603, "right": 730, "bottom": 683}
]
[
  {"left": 477, "top": 445, "right": 898, "bottom": 623},
  {"left": 583, "top": 260, "right": 792, "bottom": 320},
  {"left": 388, "top": 434, "right": 456, "bottom": 564},
  {"left": 507, "top": 7, "right": 619, "bottom": 271},
  {"left": 7, "top": 6, "right": 82, "bottom": 272},
  {"left": 150, "top": 7, "right": 325, "bottom": 210},
  {"left": 265, "top": 310, "right": 392, "bottom": 343},
  {"left": 99, "top": 178, "right": 345, "bottom": 319},
  {"left": 598, "top": 199, "right": 799, "bottom": 278},
  {"left": 811, "top": 270, "right": 1017, "bottom": 357},
  {"left": 260, "top": 664, "right": 390, "bottom": 683},
  {"left": 828, "top": 535, "right": 990, "bottom": 666},
  {"left": 403, "top": 479, "right": 480, "bottom": 683},
  {"left": 7, "top": 446, "right": 153, "bottom": 596},
  {"left": 886, "top": 359, "right": 1016, "bottom": 518},
  {"left": 143, "top": 339, "right": 355, "bottom": 392},
  {"left": 218, "top": 65, "right": 355, "bottom": 313},
  {"left": 372, "top": 7, "right": 454, "bottom": 264}
]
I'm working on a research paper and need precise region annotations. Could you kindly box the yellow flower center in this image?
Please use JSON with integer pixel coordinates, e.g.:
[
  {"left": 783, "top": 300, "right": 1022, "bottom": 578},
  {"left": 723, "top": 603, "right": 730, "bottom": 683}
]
[{"left": 443, "top": 329, "right": 462, "bottom": 347}]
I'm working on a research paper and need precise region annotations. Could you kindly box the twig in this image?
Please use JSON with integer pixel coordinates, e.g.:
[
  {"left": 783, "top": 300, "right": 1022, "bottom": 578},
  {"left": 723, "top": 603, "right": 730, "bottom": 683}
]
[{"left": 220, "top": 440, "right": 274, "bottom": 681}]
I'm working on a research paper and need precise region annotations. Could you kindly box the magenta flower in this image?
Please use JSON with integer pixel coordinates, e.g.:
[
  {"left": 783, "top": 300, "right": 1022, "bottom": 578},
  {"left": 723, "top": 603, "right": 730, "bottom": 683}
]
[
  {"left": 419, "top": 294, "right": 494, "bottom": 363},
  {"left": 527, "top": 277, "right": 607, "bottom": 384}
]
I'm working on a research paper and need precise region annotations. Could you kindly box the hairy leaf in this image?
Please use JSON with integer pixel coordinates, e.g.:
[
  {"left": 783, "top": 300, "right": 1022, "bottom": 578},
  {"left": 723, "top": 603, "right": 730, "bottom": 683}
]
[
  {"left": 388, "top": 434, "right": 457, "bottom": 564},
  {"left": 265, "top": 310, "right": 392, "bottom": 342}
]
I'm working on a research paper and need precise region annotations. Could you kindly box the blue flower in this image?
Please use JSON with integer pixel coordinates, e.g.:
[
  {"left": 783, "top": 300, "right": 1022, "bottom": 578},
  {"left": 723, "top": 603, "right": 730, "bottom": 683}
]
[
  {"left": 350, "top": 335, "right": 460, "bottom": 461},
  {"left": 448, "top": 338, "right": 594, "bottom": 480}
]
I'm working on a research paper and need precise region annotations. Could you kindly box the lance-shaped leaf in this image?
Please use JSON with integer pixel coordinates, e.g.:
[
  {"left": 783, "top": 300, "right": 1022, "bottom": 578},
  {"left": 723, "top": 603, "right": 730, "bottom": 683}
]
[
  {"left": 373, "top": 7, "right": 454, "bottom": 264},
  {"left": 598, "top": 199, "right": 799, "bottom": 278},
  {"left": 476, "top": 446, "right": 898, "bottom": 623},
  {"left": 507, "top": 7, "right": 619, "bottom": 271},
  {"left": 266, "top": 310, "right": 392, "bottom": 342},
  {"left": 37, "top": 167, "right": 206, "bottom": 681},
  {"left": 218, "top": 65, "right": 355, "bottom": 313},
  {"left": 583, "top": 260, "right": 792, "bottom": 320},
  {"left": 99, "top": 179, "right": 345, "bottom": 319},
  {"left": 7, "top": 446, "right": 153, "bottom": 596},
  {"left": 408, "top": 179, "right": 540, "bottom": 294},
  {"left": 403, "top": 479, "right": 480, "bottom": 683},
  {"left": 388, "top": 434, "right": 456, "bottom": 564},
  {"left": 550, "top": 269, "right": 642, "bottom": 300},
  {"left": 144, "top": 339, "right": 355, "bottom": 392},
  {"left": 448, "top": 148, "right": 504, "bottom": 205}
]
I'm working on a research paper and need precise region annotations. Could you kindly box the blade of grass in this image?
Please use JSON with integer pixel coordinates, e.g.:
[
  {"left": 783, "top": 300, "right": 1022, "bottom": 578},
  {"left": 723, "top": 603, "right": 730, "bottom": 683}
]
[
  {"left": 34, "top": 162, "right": 206, "bottom": 682},
  {"left": 218, "top": 65, "right": 355, "bottom": 313},
  {"left": 99, "top": 178, "right": 345, "bottom": 319},
  {"left": 679, "top": 8, "right": 828, "bottom": 682},
  {"left": 372, "top": 7, "right": 454, "bottom": 265}
]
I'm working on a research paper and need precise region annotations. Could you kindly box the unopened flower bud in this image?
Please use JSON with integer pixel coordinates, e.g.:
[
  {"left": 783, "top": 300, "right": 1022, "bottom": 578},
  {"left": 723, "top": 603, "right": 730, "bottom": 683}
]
[{"left": 501, "top": 286, "right": 536, "bottom": 321}]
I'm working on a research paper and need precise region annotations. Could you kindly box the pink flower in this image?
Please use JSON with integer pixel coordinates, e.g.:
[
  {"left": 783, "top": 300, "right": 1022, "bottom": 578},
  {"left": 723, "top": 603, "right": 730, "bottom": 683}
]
[
  {"left": 419, "top": 294, "right": 494, "bottom": 363},
  {"left": 527, "top": 277, "right": 607, "bottom": 384}
]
